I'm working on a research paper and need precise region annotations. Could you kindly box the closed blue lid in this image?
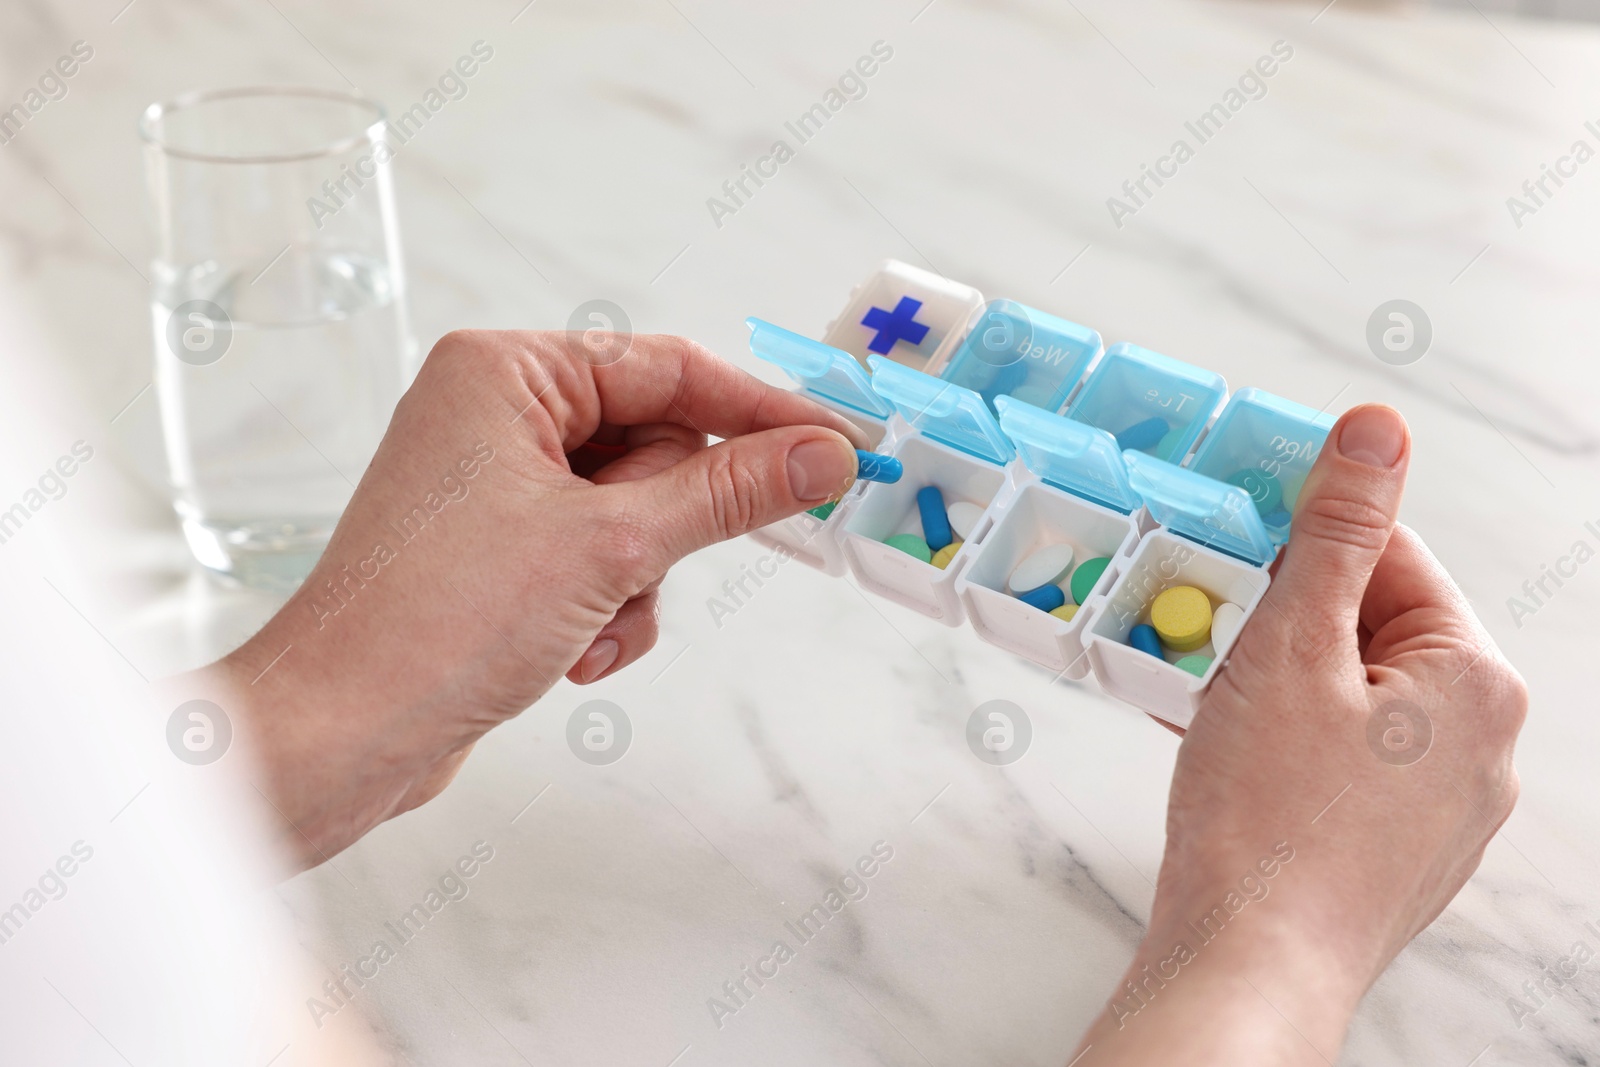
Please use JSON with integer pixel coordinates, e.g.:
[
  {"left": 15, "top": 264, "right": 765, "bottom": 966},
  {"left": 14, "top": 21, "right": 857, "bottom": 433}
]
[
  {"left": 994, "top": 395, "right": 1140, "bottom": 514},
  {"left": 746, "top": 317, "right": 892, "bottom": 420},
  {"left": 1125, "top": 388, "right": 1336, "bottom": 565},
  {"left": 868, "top": 355, "right": 1015, "bottom": 465},
  {"left": 1066, "top": 342, "right": 1227, "bottom": 463},
  {"left": 1125, "top": 450, "right": 1278, "bottom": 565},
  {"left": 1188, "top": 388, "right": 1334, "bottom": 487},
  {"left": 941, "top": 300, "right": 1103, "bottom": 415}
]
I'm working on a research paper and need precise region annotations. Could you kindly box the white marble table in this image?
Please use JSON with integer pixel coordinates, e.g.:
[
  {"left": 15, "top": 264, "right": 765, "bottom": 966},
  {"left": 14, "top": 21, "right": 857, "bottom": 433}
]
[{"left": 8, "top": 0, "right": 1600, "bottom": 1062}]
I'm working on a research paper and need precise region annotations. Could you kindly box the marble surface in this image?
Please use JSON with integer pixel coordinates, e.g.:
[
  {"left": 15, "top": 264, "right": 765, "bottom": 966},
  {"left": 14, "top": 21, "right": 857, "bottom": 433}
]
[{"left": 8, "top": 0, "right": 1600, "bottom": 1062}]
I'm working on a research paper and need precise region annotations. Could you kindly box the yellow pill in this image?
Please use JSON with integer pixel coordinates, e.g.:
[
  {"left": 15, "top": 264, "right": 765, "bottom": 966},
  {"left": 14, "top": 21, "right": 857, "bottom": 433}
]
[
  {"left": 1150, "top": 585, "right": 1212, "bottom": 652},
  {"left": 1049, "top": 603, "right": 1079, "bottom": 622},
  {"left": 931, "top": 540, "right": 962, "bottom": 570}
]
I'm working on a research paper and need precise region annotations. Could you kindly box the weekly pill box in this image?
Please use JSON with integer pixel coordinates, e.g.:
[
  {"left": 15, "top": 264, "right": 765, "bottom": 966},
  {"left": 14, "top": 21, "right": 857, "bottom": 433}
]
[{"left": 748, "top": 260, "right": 1336, "bottom": 727}]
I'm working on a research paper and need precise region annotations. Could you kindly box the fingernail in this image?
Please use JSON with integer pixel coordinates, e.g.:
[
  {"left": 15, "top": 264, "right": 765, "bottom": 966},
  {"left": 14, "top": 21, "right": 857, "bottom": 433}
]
[
  {"left": 787, "top": 438, "right": 856, "bottom": 502},
  {"left": 1338, "top": 405, "right": 1406, "bottom": 468},
  {"left": 580, "top": 639, "right": 619, "bottom": 682}
]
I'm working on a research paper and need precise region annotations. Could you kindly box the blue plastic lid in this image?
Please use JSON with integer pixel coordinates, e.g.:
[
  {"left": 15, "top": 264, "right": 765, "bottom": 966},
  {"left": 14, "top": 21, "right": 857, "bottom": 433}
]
[
  {"left": 1066, "top": 342, "right": 1227, "bottom": 463},
  {"left": 940, "top": 300, "right": 1103, "bottom": 415},
  {"left": 1188, "top": 387, "right": 1334, "bottom": 485},
  {"left": 1125, "top": 450, "right": 1277, "bottom": 565},
  {"left": 746, "top": 317, "right": 892, "bottom": 420},
  {"left": 868, "top": 355, "right": 1015, "bottom": 465},
  {"left": 1125, "top": 388, "right": 1335, "bottom": 564},
  {"left": 994, "top": 395, "right": 1140, "bottom": 514}
]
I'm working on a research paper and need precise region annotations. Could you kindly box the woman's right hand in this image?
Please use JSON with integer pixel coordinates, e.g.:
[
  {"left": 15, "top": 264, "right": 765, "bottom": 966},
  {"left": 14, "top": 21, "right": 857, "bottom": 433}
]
[{"left": 1074, "top": 404, "right": 1527, "bottom": 1064}]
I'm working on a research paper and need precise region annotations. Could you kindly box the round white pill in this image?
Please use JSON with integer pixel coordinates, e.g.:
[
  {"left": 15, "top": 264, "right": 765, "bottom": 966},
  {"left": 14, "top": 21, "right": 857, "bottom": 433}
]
[
  {"left": 947, "top": 501, "right": 984, "bottom": 541},
  {"left": 1010, "top": 543, "right": 1075, "bottom": 593},
  {"left": 1211, "top": 602, "right": 1245, "bottom": 652}
]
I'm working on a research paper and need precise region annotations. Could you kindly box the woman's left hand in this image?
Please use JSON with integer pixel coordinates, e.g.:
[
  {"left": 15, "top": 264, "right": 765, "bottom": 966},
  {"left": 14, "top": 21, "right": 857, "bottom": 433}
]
[{"left": 193, "top": 329, "right": 868, "bottom": 869}]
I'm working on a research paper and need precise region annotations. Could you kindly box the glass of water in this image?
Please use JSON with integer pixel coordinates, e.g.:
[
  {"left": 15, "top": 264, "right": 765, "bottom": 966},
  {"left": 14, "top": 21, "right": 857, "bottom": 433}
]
[{"left": 140, "top": 87, "right": 416, "bottom": 589}]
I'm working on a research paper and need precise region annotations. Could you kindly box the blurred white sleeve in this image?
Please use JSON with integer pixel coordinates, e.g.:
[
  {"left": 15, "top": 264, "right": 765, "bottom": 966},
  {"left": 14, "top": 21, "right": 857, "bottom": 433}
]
[{"left": 0, "top": 295, "right": 383, "bottom": 1065}]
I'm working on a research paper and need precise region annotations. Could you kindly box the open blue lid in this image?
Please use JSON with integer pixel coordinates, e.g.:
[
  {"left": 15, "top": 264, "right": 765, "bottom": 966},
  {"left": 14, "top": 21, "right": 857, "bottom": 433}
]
[
  {"left": 994, "top": 395, "right": 1140, "bottom": 514},
  {"left": 940, "top": 300, "right": 1102, "bottom": 415},
  {"left": 868, "top": 355, "right": 1015, "bottom": 465},
  {"left": 1124, "top": 388, "right": 1335, "bottom": 565},
  {"left": 746, "top": 317, "right": 892, "bottom": 420},
  {"left": 1125, "top": 450, "right": 1277, "bottom": 565}
]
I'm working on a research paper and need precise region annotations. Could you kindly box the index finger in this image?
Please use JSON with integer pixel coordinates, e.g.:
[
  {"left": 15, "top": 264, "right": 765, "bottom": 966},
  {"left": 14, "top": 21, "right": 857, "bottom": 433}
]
[{"left": 545, "top": 333, "right": 874, "bottom": 452}]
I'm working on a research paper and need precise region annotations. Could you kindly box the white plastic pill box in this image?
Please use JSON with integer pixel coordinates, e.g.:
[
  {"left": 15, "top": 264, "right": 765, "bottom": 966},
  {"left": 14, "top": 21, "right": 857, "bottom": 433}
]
[{"left": 748, "top": 260, "right": 1335, "bottom": 729}]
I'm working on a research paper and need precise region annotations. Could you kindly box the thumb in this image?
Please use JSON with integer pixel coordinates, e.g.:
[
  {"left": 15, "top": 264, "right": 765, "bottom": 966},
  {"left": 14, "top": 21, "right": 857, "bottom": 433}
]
[
  {"left": 1268, "top": 404, "right": 1411, "bottom": 639},
  {"left": 610, "top": 426, "right": 858, "bottom": 576}
]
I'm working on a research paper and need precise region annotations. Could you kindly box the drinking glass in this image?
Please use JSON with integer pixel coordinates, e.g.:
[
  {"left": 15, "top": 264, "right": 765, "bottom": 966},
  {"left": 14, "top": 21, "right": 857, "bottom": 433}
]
[{"left": 140, "top": 87, "right": 416, "bottom": 589}]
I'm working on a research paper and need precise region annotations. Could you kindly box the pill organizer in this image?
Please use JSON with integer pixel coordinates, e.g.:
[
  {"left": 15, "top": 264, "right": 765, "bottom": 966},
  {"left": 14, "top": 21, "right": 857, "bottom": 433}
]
[{"left": 746, "top": 260, "right": 1337, "bottom": 728}]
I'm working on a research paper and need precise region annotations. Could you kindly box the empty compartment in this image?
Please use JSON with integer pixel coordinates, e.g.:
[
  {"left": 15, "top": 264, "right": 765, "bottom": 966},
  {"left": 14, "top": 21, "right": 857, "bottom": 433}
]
[
  {"left": 958, "top": 481, "right": 1139, "bottom": 677},
  {"left": 822, "top": 259, "right": 984, "bottom": 373},
  {"left": 840, "top": 434, "right": 1008, "bottom": 623},
  {"left": 1085, "top": 530, "right": 1268, "bottom": 728}
]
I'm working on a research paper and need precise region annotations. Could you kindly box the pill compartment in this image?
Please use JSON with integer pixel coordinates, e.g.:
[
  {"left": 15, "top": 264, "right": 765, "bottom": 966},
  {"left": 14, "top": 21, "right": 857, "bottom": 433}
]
[
  {"left": 822, "top": 259, "right": 984, "bottom": 374},
  {"left": 839, "top": 358, "right": 1017, "bottom": 623},
  {"left": 841, "top": 433, "right": 1012, "bottom": 621},
  {"left": 1183, "top": 387, "right": 1334, "bottom": 538},
  {"left": 955, "top": 397, "right": 1144, "bottom": 678},
  {"left": 1085, "top": 388, "right": 1333, "bottom": 726},
  {"left": 939, "top": 299, "right": 1103, "bottom": 415},
  {"left": 745, "top": 318, "right": 891, "bottom": 575},
  {"left": 958, "top": 482, "right": 1142, "bottom": 677},
  {"left": 1084, "top": 529, "right": 1268, "bottom": 728},
  {"left": 1065, "top": 342, "right": 1227, "bottom": 462}
]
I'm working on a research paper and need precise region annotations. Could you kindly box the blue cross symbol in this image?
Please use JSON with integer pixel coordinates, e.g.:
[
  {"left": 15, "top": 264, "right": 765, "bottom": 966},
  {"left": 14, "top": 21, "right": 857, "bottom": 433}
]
[{"left": 861, "top": 296, "right": 930, "bottom": 355}]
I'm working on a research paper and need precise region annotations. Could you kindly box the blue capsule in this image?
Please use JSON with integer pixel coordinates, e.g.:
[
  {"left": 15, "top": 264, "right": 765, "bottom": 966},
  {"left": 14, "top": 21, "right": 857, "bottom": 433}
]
[
  {"left": 1129, "top": 623, "right": 1164, "bottom": 659},
  {"left": 1016, "top": 583, "right": 1066, "bottom": 612},
  {"left": 856, "top": 450, "right": 903, "bottom": 484},
  {"left": 917, "top": 485, "right": 952, "bottom": 550},
  {"left": 1115, "top": 417, "right": 1169, "bottom": 453}
]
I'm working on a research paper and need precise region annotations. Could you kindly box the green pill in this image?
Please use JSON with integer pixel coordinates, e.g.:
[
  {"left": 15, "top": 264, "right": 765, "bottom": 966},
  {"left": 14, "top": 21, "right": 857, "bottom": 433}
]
[
  {"left": 807, "top": 500, "right": 838, "bottom": 521},
  {"left": 1225, "top": 468, "right": 1283, "bottom": 516},
  {"left": 1175, "top": 655, "right": 1213, "bottom": 677},
  {"left": 884, "top": 533, "right": 932, "bottom": 563},
  {"left": 1069, "top": 556, "right": 1112, "bottom": 605},
  {"left": 1157, "top": 425, "right": 1188, "bottom": 460}
]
